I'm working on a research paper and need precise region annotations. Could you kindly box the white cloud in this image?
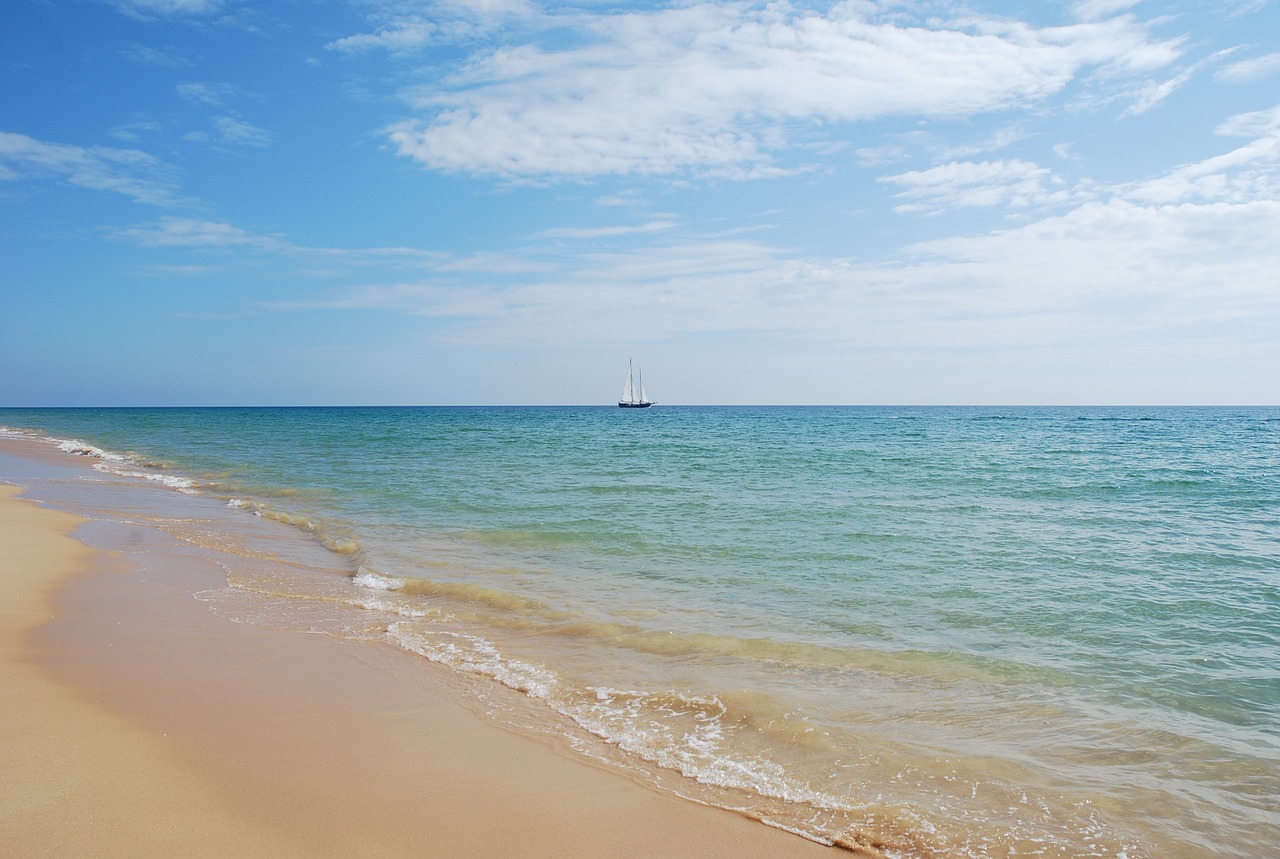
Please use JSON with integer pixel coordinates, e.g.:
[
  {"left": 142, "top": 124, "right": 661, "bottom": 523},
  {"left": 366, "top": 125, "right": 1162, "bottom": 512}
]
[
  {"left": 1120, "top": 65, "right": 1197, "bottom": 116},
  {"left": 328, "top": 19, "right": 438, "bottom": 54},
  {"left": 1072, "top": 0, "right": 1142, "bottom": 21},
  {"left": 1216, "top": 104, "right": 1280, "bottom": 137},
  {"left": 854, "top": 124, "right": 1030, "bottom": 169},
  {"left": 1216, "top": 52, "right": 1280, "bottom": 84},
  {"left": 177, "top": 82, "right": 236, "bottom": 106},
  {"left": 326, "top": 0, "right": 536, "bottom": 54},
  {"left": 0, "top": 131, "right": 181, "bottom": 206},
  {"left": 449, "top": 0, "right": 532, "bottom": 15},
  {"left": 536, "top": 220, "right": 677, "bottom": 239},
  {"left": 882, "top": 104, "right": 1280, "bottom": 215},
  {"left": 1120, "top": 104, "right": 1280, "bottom": 204},
  {"left": 594, "top": 192, "right": 645, "bottom": 208},
  {"left": 174, "top": 84, "right": 271, "bottom": 147},
  {"left": 881, "top": 160, "right": 1071, "bottom": 214},
  {"left": 120, "top": 43, "right": 194, "bottom": 67},
  {"left": 211, "top": 116, "right": 273, "bottom": 147},
  {"left": 117, "top": 218, "right": 448, "bottom": 270},
  {"left": 185, "top": 117, "right": 273, "bottom": 148},
  {"left": 379, "top": 3, "right": 1181, "bottom": 178},
  {"left": 263, "top": 115, "right": 1280, "bottom": 370},
  {"left": 894, "top": 198, "right": 1280, "bottom": 358},
  {"left": 1115, "top": 47, "right": 1240, "bottom": 118},
  {"left": 272, "top": 281, "right": 512, "bottom": 318},
  {"left": 1053, "top": 142, "right": 1081, "bottom": 161},
  {"left": 435, "top": 251, "right": 554, "bottom": 274},
  {"left": 1226, "top": 0, "right": 1276, "bottom": 15},
  {"left": 275, "top": 192, "right": 1279, "bottom": 366},
  {"left": 108, "top": 0, "right": 223, "bottom": 20},
  {"left": 119, "top": 217, "right": 285, "bottom": 250},
  {"left": 111, "top": 120, "right": 163, "bottom": 142}
]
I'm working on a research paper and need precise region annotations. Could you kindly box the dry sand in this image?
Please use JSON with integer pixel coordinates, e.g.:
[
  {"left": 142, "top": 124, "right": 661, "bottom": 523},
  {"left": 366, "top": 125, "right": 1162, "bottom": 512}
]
[{"left": 0, "top": 481, "right": 834, "bottom": 857}]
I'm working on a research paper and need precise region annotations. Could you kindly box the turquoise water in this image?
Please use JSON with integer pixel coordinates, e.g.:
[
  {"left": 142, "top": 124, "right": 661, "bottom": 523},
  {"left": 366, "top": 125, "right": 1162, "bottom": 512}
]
[{"left": 3, "top": 406, "right": 1277, "bottom": 857}]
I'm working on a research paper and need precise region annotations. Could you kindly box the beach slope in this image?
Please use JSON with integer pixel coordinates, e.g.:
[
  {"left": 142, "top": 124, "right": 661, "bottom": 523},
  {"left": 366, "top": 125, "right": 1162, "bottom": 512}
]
[
  {"left": 0, "top": 481, "right": 831, "bottom": 857},
  {"left": 0, "top": 484, "right": 296, "bottom": 857}
]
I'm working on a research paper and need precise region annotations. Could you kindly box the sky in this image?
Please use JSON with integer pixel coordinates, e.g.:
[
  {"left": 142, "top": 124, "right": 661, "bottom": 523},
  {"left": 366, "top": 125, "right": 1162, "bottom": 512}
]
[{"left": 2, "top": 0, "right": 1279, "bottom": 406}]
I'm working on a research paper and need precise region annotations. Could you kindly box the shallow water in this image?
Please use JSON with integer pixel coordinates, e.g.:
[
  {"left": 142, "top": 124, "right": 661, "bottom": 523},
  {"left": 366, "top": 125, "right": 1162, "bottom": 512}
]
[{"left": 3, "top": 406, "right": 1277, "bottom": 857}]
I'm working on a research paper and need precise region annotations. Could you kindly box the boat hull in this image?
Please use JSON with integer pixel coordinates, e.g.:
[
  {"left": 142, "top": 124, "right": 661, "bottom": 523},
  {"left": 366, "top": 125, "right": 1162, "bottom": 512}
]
[{"left": 618, "top": 402, "right": 653, "bottom": 408}]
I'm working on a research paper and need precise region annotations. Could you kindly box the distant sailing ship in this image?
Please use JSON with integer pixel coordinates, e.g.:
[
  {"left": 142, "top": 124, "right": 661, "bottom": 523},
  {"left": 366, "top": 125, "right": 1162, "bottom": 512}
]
[{"left": 618, "top": 359, "right": 654, "bottom": 408}]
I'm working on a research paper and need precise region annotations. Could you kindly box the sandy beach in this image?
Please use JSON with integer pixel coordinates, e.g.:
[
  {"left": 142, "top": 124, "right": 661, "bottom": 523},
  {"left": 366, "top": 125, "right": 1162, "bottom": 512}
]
[{"left": 0, "top": 473, "right": 833, "bottom": 857}]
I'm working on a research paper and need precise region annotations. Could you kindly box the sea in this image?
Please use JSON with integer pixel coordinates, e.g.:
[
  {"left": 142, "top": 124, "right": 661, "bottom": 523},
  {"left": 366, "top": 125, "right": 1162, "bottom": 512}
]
[{"left": 1, "top": 406, "right": 1276, "bottom": 858}]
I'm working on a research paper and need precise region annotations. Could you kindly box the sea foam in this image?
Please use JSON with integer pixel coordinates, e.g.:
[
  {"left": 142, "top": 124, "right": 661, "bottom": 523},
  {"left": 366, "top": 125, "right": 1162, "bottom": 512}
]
[{"left": 353, "top": 566, "right": 402, "bottom": 591}]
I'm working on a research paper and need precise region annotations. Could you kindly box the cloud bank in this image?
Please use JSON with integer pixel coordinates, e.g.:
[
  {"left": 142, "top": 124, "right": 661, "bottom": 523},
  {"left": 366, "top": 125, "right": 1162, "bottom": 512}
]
[{"left": 367, "top": 3, "right": 1181, "bottom": 179}]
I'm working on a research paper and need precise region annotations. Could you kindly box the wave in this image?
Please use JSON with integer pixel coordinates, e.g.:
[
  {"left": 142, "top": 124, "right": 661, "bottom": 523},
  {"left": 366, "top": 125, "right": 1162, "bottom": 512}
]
[
  {"left": 348, "top": 565, "right": 1072, "bottom": 691},
  {"left": 374, "top": 614, "right": 1068, "bottom": 858},
  {"left": 353, "top": 565, "right": 559, "bottom": 615},
  {"left": 22, "top": 429, "right": 366, "bottom": 561},
  {"left": 50, "top": 436, "right": 199, "bottom": 493},
  {"left": 378, "top": 617, "right": 861, "bottom": 843}
]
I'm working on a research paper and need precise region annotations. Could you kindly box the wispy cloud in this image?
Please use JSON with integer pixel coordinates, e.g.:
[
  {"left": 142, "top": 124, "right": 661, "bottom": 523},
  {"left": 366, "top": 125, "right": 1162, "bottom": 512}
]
[
  {"left": 117, "top": 217, "right": 449, "bottom": 269},
  {"left": 876, "top": 102, "right": 1280, "bottom": 215},
  {"left": 118, "top": 217, "right": 288, "bottom": 250},
  {"left": 1072, "top": 0, "right": 1143, "bottom": 21},
  {"left": 107, "top": 0, "right": 225, "bottom": 21},
  {"left": 327, "top": 19, "right": 439, "bottom": 55},
  {"left": 1216, "top": 52, "right": 1280, "bottom": 84},
  {"left": 270, "top": 193, "right": 1280, "bottom": 356},
  {"left": 1217, "top": 103, "right": 1280, "bottom": 137},
  {"left": 536, "top": 220, "right": 677, "bottom": 239},
  {"left": 880, "top": 160, "right": 1073, "bottom": 214},
  {"left": 211, "top": 116, "right": 273, "bottom": 147},
  {"left": 270, "top": 281, "right": 514, "bottom": 319},
  {"left": 1119, "top": 65, "right": 1198, "bottom": 117},
  {"left": 325, "top": 0, "right": 536, "bottom": 54},
  {"left": 1120, "top": 104, "right": 1280, "bottom": 204},
  {"left": 119, "top": 42, "right": 196, "bottom": 67},
  {"left": 111, "top": 120, "right": 163, "bottom": 142},
  {"left": 362, "top": 4, "right": 1180, "bottom": 179},
  {"left": 184, "top": 116, "right": 274, "bottom": 148},
  {"left": 176, "top": 82, "right": 236, "bottom": 106},
  {"left": 856, "top": 124, "right": 1032, "bottom": 169},
  {"left": 0, "top": 131, "right": 182, "bottom": 206}
]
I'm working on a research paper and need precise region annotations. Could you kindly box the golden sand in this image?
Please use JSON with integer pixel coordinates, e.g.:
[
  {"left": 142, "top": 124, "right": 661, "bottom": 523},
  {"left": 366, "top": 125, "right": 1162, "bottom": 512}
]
[
  {"left": 0, "top": 484, "right": 296, "bottom": 857},
  {"left": 0, "top": 482, "right": 832, "bottom": 857}
]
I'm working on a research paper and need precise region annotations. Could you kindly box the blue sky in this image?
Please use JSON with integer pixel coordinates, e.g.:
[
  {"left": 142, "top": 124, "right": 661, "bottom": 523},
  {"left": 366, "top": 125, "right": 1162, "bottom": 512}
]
[{"left": 3, "top": 0, "right": 1278, "bottom": 405}]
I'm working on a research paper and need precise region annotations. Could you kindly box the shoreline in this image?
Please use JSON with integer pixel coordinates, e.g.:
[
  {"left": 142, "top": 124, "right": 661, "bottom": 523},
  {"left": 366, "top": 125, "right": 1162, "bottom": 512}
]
[{"left": 0, "top": 448, "right": 834, "bottom": 856}]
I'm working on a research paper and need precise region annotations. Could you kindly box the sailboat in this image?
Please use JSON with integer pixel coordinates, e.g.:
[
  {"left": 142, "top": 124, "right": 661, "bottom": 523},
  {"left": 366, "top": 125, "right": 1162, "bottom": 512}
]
[{"left": 618, "top": 359, "right": 654, "bottom": 408}]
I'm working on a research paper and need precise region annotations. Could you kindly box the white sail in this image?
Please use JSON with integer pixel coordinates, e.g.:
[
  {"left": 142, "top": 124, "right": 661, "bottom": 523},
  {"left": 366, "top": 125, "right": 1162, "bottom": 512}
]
[{"left": 621, "top": 360, "right": 637, "bottom": 404}]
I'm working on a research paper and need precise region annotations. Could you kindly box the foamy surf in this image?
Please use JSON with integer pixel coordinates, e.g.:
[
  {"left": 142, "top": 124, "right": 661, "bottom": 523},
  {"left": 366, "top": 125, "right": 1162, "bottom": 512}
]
[
  {"left": 387, "top": 622, "right": 558, "bottom": 700},
  {"left": 353, "top": 565, "right": 402, "bottom": 591},
  {"left": 57, "top": 438, "right": 124, "bottom": 460},
  {"left": 50, "top": 436, "right": 199, "bottom": 492}
]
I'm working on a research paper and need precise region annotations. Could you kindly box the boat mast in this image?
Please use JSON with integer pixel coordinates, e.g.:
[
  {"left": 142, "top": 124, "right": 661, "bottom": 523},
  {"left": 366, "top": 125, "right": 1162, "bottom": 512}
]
[{"left": 622, "top": 358, "right": 636, "bottom": 404}]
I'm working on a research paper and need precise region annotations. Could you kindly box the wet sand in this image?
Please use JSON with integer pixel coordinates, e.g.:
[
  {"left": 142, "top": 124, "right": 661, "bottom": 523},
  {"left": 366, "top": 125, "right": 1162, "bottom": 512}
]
[{"left": 0, "top": 478, "right": 834, "bottom": 857}]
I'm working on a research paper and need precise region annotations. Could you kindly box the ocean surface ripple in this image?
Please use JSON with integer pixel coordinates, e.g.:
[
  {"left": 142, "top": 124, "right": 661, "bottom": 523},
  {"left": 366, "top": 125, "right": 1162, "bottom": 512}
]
[{"left": 3, "top": 405, "right": 1277, "bottom": 858}]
